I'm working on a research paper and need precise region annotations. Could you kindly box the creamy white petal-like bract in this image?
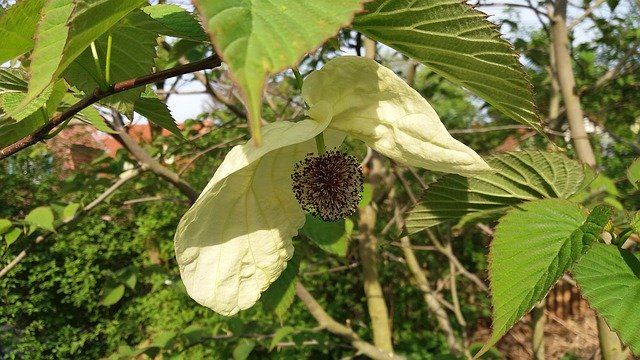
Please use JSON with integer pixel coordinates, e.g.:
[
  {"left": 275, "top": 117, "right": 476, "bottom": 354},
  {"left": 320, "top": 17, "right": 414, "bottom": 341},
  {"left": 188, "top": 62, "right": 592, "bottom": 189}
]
[
  {"left": 175, "top": 56, "right": 492, "bottom": 316},
  {"left": 303, "top": 56, "right": 492, "bottom": 175}
]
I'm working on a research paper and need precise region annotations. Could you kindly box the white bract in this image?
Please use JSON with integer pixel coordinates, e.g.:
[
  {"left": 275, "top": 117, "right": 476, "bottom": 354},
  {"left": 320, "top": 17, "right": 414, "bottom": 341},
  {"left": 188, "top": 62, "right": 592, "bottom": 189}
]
[{"left": 174, "top": 56, "right": 492, "bottom": 316}]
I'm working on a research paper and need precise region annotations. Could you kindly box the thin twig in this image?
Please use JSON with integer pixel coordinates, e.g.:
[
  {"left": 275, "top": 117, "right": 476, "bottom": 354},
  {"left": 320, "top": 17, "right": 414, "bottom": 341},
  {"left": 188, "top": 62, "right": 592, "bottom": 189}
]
[{"left": 295, "top": 283, "right": 405, "bottom": 360}]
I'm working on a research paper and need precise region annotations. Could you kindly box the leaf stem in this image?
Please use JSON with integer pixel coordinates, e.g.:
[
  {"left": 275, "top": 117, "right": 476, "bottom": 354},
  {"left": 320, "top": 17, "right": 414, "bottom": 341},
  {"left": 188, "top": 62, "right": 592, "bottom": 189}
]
[
  {"left": 90, "top": 42, "right": 106, "bottom": 90},
  {"left": 315, "top": 133, "right": 326, "bottom": 155},
  {"left": 105, "top": 34, "right": 113, "bottom": 84},
  {"left": 292, "top": 67, "right": 304, "bottom": 90}
]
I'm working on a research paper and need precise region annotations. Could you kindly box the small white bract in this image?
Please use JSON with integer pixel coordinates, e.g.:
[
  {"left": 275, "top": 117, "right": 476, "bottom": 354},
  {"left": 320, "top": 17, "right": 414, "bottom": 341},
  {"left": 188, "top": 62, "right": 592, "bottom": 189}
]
[{"left": 174, "top": 56, "right": 492, "bottom": 316}]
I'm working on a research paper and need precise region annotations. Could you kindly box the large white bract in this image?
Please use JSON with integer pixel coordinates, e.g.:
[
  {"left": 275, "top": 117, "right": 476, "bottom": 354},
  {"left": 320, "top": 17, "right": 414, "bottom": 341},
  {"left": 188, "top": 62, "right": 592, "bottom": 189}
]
[{"left": 174, "top": 56, "right": 492, "bottom": 316}]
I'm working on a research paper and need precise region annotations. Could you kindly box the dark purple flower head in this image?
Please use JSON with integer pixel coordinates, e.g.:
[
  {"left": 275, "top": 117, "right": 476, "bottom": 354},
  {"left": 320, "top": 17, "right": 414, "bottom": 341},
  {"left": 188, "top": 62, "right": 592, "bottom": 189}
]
[{"left": 291, "top": 150, "right": 364, "bottom": 222}]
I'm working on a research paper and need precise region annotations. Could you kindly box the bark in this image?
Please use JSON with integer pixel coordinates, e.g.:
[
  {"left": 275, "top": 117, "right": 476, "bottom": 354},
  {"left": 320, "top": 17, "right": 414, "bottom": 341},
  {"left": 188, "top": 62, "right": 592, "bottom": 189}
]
[
  {"left": 295, "top": 283, "right": 404, "bottom": 360},
  {"left": 550, "top": 0, "right": 596, "bottom": 166}
]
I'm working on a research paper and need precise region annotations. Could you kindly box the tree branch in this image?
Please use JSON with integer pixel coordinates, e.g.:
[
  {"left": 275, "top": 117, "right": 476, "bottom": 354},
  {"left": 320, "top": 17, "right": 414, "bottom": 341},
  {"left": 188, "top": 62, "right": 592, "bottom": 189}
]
[
  {"left": 111, "top": 112, "right": 200, "bottom": 204},
  {"left": 295, "top": 283, "right": 405, "bottom": 360},
  {"left": 0, "top": 55, "right": 222, "bottom": 161}
]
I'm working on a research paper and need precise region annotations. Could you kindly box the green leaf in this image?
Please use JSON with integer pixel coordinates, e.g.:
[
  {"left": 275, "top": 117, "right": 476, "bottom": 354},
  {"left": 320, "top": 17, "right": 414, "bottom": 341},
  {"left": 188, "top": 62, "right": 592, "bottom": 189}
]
[
  {"left": 0, "top": 68, "right": 28, "bottom": 92},
  {"left": 61, "top": 95, "right": 115, "bottom": 133},
  {"left": 118, "top": 267, "right": 137, "bottom": 290},
  {"left": 25, "top": 206, "right": 55, "bottom": 232},
  {"left": 353, "top": 0, "right": 541, "bottom": 131},
  {"left": 406, "top": 150, "right": 594, "bottom": 234},
  {"left": 573, "top": 244, "right": 640, "bottom": 354},
  {"left": 0, "top": 219, "right": 11, "bottom": 235},
  {"left": 0, "top": 0, "right": 46, "bottom": 63},
  {"left": 4, "top": 227, "right": 22, "bottom": 247},
  {"left": 61, "top": 202, "right": 80, "bottom": 222},
  {"left": 1, "top": 83, "right": 54, "bottom": 122},
  {"left": 358, "top": 183, "right": 373, "bottom": 208},
  {"left": 627, "top": 157, "right": 640, "bottom": 189},
  {"left": 261, "top": 251, "right": 300, "bottom": 318},
  {"left": 0, "top": 110, "right": 46, "bottom": 148},
  {"left": 478, "top": 200, "right": 611, "bottom": 357},
  {"left": 134, "top": 90, "right": 182, "bottom": 138},
  {"left": 194, "top": 0, "right": 365, "bottom": 144},
  {"left": 10, "top": 0, "right": 74, "bottom": 121},
  {"left": 55, "top": 0, "right": 146, "bottom": 83},
  {"left": 269, "top": 326, "right": 295, "bottom": 351},
  {"left": 142, "top": 4, "right": 207, "bottom": 42},
  {"left": 99, "top": 284, "right": 125, "bottom": 306},
  {"left": 232, "top": 339, "right": 256, "bottom": 360},
  {"left": 63, "top": 9, "right": 157, "bottom": 117},
  {"left": 300, "top": 214, "right": 351, "bottom": 257},
  {"left": 152, "top": 331, "right": 177, "bottom": 348}
]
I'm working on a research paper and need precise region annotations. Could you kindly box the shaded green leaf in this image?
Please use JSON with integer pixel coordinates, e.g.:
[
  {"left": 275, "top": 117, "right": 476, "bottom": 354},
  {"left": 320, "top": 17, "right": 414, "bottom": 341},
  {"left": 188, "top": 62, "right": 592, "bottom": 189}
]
[
  {"left": 0, "top": 68, "right": 28, "bottom": 92},
  {"left": 233, "top": 339, "right": 255, "bottom": 360},
  {"left": 269, "top": 326, "right": 295, "bottom": 351},
  {"left": 261, "top": 251, "right": 300, "bottom": 317},
  {"left": 479, "top": 200, "right": 611, "bottom": 357},
  {"left": 152, "top": 331, "right": 177, "bottom": 348},
  {"left": 300, "top": 214, "right": 351, "bottom": 257},
  {"left": 406, "top": 151, "right": 594, "bottom": 234},
  {"left": 142, "top": 4, "right": 207, "bottom": 42},
  {"left": 25, "top": 206, "right": 55, "bottom": 232},
  {"left": 573, "top": 244, "right": 640, "bottom": 354},
  {"left": 4, "top": 227, "right": 22, "bottom": 246},
  {"left": 0, "top": 0, "right": 46, "bottom": 63},
  {"left": 0, "top": 110, "right": 46, "bottom": 148},
  {"left": 99, "top": 284, "right": 125, "bottom": 306},
  {"left": 63, "top": 9, "right": 157, "bottom": 117},
  {"left": 353, "top": 0, "right": 541, "bottom": 131},
  {"left": 195, "top": 0, "right": 365, "bottom": 144},
  {"left": 134, "top": 90, "right": 182, "bottom": 138},
  {"left": 0, "top": 219, "right": 11, "bottom": 234},
  {"left": 55, "top": 0, "right": 146, "bottom": 83}
]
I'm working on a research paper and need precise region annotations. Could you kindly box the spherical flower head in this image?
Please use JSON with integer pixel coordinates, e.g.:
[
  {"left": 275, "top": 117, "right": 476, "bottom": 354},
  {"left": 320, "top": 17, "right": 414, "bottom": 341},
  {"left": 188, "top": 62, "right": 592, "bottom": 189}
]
[{"left": 291, "top": 150, "right": 364, "bottom": 222}]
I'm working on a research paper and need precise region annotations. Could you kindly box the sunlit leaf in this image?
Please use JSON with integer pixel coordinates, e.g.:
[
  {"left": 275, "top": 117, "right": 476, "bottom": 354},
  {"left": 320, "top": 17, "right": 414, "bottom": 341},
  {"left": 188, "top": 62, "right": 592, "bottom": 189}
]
[
  {"left": 194, "top": 0, "right": 365, "bottom": 144},
  {"left": 25, "top": 206, "right": 55, "bottom": 232},
  {"left": 353, "top": 0, "right": 541, "bottom": 131}
]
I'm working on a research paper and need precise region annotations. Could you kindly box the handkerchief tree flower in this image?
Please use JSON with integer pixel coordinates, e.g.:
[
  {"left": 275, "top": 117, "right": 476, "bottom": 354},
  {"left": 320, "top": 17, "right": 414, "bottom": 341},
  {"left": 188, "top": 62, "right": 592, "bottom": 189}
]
[{"left": 174, "top": 56, "right": 492, "bottom": 316}]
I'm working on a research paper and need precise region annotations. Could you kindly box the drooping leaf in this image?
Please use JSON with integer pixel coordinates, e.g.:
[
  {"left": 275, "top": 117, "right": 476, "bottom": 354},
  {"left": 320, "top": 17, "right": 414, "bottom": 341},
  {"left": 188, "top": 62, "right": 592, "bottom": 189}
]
[
  {"left": 99, "top": 283, "right": 125, "bottom": 306},
  {"left": 232, "top": 339, "right": 256, "bottom": 360},
  {"left": 63, "top": 10, "right": 157, "bottom": 117},
  {"left": 4, "top": 227, "right": 22, "bottom": 246},
  {"left": 406, "top": 151, "right": 595, "bottom": 234},
  {"left": 261, "top": 251, "right": 301, "bottom": 318},
  {"left": 142, "top": 4, "right": 207, "bottom": 42},
  {"left": 477, "top": 201, "right": 612, "bottom": 357},
  {"left": 0, "top": 0, "right": 46, "bottom": 63},
  {"left": 300, "top": 214, "right": 352, "bottom": 257},
  {"left": 134, "top": 90, "right": 182, "bottom": 138},
  {"left": 9, "top": 0, "right": 74, "bottom": 121},
  {"left": 194, "top": 0, "right": 365, "bottom": 144},
  {"left": 25, "top": 206, "right": 55, "bottom": 232},
  {"left": 573, "top": 244, "right": 640, "bottom": 354},
  {"left": 353, "top": 0, "right": 541, "bottom": 131},
  {"left": 269, "top": 326, "right": 295, "bottom": 351},
  {"left": 60, "top": 94, "right": 115, "bottom": 133}
]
